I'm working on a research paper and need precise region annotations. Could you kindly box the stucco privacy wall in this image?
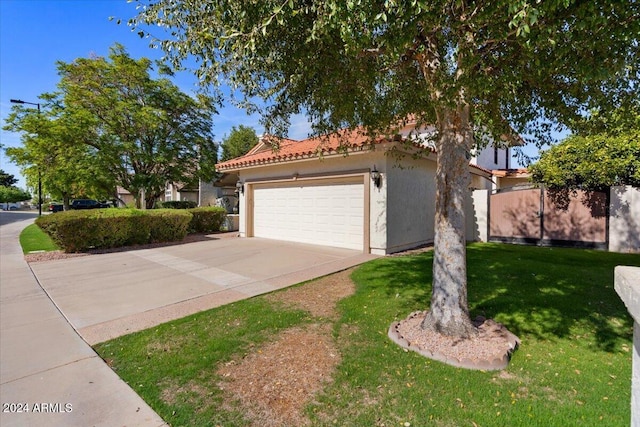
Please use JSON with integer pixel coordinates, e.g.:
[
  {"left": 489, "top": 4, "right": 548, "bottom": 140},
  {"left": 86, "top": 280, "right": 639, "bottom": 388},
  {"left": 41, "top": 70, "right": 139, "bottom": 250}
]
[
  {"left": 466, "top": 189, "right": 489, "bottom": 242},
  {"left": 385, "top": 156, "right": 437, "bottom": 253},
  {"left": 614, "top": 266, "right": 640, "bottom": 426},
  {"left": 610, "top": 185, "right": 640, "bottom": 253}
]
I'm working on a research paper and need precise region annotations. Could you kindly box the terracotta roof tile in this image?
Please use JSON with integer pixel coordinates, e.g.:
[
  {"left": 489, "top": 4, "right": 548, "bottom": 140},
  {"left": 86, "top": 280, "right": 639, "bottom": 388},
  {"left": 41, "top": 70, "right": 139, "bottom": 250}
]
[
  {"left": 491, "top": 168, "right": 530, "bottom": 178},
  {"left": 216, "top": 128, "right": 399, "bottom": 171},
  {"left": 215, "top": 126, "right": 489, "bottom": 176}
]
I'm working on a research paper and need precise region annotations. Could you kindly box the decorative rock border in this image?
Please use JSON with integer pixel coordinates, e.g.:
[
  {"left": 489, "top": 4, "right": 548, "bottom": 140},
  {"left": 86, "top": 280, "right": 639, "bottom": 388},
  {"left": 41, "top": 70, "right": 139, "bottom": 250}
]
[{"left": 389, "top": 311, "right": 520, "bottom": 371}]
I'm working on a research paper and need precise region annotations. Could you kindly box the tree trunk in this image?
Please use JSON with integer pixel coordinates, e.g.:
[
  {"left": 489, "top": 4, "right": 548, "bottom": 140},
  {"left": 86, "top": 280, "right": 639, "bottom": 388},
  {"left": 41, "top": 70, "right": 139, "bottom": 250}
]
[{"left": 421, "top": 104, "right": 477, "bottom": 339}]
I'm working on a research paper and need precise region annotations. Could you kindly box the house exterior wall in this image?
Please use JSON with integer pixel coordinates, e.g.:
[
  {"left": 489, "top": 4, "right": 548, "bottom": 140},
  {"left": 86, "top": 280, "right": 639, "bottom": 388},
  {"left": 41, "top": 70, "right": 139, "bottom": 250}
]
[
  {"left": 178, "top": 191, "right": 199, "bottom": 203},
  {"left": 470, "top": 172, "right": 492, "bottom": 190},
  {"left": 472, "top": 145, "right": 510, "bottom": 170},
  {"left": 235, "top": 149, "right": 389, "bottom": 253},
  {"left": 385, "top": 156, "right": 437, "bottom": 253},
  {"left": 199, "top": 181, "right": 221, "bottom": 207},
  {"left": 495, "top": 176, "right": 531, "bottom": 190},
  {"left": 232, "top": 143, "right": 493, "bottom": 254},
  {"left": 610, "top": 185, "right": 640, "bottom": 253}
]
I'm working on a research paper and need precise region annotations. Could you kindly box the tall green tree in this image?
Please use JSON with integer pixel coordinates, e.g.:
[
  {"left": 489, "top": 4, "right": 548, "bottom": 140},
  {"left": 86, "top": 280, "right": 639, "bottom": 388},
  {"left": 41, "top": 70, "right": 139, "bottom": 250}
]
[
  {"left": 4, "top": 97, "right": 114, "bottom": 209},
  {"left": 56, "top": 44, "right": 218, "bottom": 208},
  {"left": 531, "top": 105, "right": 640, "bottom": 190},
  {"left": 0, "top": 170, "right": 18, "bottom": 187},
  {"left": 131, "top": 1, "right": 639, "bottom": 339},
  {"left": 0, "top": 186, "right": 31, "bottom": 207},
  {"left": 530, "top": 130, "right": 640, "bottom": 190},
  {"left": 221, "top": 125, "right": 259, "bottom": 161}
]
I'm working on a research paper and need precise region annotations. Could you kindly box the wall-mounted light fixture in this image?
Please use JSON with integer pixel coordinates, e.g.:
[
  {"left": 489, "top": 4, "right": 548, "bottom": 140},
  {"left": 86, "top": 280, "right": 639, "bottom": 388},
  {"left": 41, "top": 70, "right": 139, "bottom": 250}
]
[
  {"left": 371, "top": 166, "right": 382, "bottom": 189},
  {"left": 235, "top": 180, "right": 244, "bottom": 195}
]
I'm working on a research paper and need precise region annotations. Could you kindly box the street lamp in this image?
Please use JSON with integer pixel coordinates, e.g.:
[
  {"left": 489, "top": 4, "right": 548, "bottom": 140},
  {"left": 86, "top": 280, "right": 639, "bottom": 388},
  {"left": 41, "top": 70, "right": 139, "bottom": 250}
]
[{"left": 10, "top": 99, "right": 42, "bottom": 216}]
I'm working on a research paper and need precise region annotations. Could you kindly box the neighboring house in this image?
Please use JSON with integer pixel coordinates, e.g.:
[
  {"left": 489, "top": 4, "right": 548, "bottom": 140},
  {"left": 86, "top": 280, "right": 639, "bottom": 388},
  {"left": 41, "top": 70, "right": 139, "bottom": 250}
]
[
  {"left": 491, "top": 168, "right": 531, "bottom": 191},
  {"left": 168, "top": 178, "right": 239, "bottom": 208},
  {"left": 164, "top": 182, "right": 199, "bottom": 204},
  {"left": 116, "top": 177, "right": 239, "bottom": 208},
  {"left": 216, "top": 122, "right": 510, "bottom": 255},
  {"left": 199, "top": 173, "right": 239, "bottom": 208},
  {"left": 115, "top": 187, "right": 135, "bottom": 208}
]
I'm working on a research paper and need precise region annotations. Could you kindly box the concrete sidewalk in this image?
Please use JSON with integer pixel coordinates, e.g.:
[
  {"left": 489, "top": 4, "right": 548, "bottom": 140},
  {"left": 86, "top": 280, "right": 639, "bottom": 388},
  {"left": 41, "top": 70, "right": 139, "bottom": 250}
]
[
  {"left": 1, "top": 216, "right": 167, "bottom": 427},
  {"left": 1, "top": 214, "right": 377, "bottom": 426}
]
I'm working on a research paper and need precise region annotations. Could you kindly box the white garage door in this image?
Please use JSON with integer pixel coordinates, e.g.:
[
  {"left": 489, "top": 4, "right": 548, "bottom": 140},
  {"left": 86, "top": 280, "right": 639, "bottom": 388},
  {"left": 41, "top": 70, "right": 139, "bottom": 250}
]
[{"left": 252, "top": 179, "right": 364, "bottom": 250}]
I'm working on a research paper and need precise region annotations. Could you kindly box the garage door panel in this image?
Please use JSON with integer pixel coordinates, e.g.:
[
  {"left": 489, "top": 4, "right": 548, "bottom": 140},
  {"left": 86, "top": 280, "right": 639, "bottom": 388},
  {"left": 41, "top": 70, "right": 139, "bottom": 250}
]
[{"left": 253, "top": 180, "right": 364, "bottom": 250}]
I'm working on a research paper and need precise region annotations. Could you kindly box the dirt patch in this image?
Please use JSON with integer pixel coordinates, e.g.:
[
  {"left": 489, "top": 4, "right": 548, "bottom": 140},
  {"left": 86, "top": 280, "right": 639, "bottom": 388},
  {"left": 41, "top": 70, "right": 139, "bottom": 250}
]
[
  {"left": 217, "top": 323, "right": 340, "bottom": 427},
  {"left": 389, "top": 311, "right": 520, "bottom": 370},
  {"left": 24, "top": 250, "right": 88, "bottom": 263},
  {"left": 160, "top": 378, "right": 211, "bottom": 410},
  {"left": 266, "top": 268, "right": 356, "bottom": 319},
  {"left": 214, "top": 270, "right": 358, "bottom": 426}
]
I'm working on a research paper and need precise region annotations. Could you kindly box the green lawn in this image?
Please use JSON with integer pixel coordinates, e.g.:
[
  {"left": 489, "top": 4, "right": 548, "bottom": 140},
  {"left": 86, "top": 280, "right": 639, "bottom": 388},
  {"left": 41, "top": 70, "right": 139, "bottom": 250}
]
[
  {"left": 94, "top": 243, "right": 640, "bottom": 426},
  {"left": 19, "top": 223, "right": 60, "bottom": 254}
]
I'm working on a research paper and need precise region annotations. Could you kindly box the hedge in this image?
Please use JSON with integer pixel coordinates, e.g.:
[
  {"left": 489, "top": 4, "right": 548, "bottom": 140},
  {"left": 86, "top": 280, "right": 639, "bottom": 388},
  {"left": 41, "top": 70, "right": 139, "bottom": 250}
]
[
  {"left": 36, "top": 209, "right": 192, "bottom": 253},
  {"left": 188, "top": 206, "right": 227, "bottom": 233},
  {"left": 157, "top": 200, "right": 197, "bottom": 209},
  {"left": 35, "top": 206, "right": 228, "bottom": 253}
]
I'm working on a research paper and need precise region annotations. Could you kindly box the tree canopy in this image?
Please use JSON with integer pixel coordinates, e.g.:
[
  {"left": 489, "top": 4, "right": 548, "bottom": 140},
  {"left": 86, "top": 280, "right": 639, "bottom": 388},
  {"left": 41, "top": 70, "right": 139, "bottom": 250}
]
[
  {"left": 53, "top": 44, "right": 219, "bottom": 208},
  {"left": 220, "top": 125, "right": 259, "bottom": 162},
  {"left": 131, "top": 0, "right": 639, "bottom": 341},
  {"left": 4, "top": 97, "right": 114, "bottom": 208},
  {"left": 0, "top": 170, "right": 18, "bottom": 187},
  {"left": 530, "top": 129, "right": 640, "bottom": 190},
  {"left": 5, "top": 44, "right": 219, "bottom": 209},
  {"left": 0, "top": 186, "right": 31, "bottom": 205}
]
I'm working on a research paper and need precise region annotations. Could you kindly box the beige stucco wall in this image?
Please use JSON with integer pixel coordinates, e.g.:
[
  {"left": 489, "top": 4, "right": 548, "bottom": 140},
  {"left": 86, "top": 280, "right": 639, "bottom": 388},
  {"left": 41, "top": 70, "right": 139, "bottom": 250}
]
[
  {"left": 199, "top": 181, "right": 221, "bottom": 207},
  {"left": 232, "top": 144, "right": 492, "bottom": 254},
  {"left": 610, "top": 185, "right": 640, "bottom": 253},
  {"left": 471, "top": 145, "right": 511, "bottom": 170},
  {"left": 385, "top": 156, "right": 437, "bottom": 253},
  {"left": 235, "top": 149, "right": 390, "bottom": 253},
  {"left": 466, "top": 189, "right": 489, "bottom": 242},
  {"left": 614, "top": 266, "right": 640, "bottom": 426}
]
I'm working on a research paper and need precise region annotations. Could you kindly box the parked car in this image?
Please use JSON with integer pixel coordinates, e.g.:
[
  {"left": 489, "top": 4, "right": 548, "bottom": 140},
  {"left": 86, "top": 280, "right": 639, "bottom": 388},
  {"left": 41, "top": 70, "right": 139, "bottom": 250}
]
[
  {"left": 48, "top": 202, "right": 64, "bottom": 213},
  {"left": 70, "top": 199, "right": 109, "bottom": 209},
  {"left": 2, "top": 203, "right": 21, "bottom": 211}
]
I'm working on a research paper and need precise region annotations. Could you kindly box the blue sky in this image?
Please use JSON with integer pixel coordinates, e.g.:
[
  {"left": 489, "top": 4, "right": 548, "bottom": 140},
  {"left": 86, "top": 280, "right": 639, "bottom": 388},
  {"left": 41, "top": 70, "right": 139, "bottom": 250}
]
[
  {"left": 1, "top": 0, "right": 539, "bottom": 190},
  {"left": 0, "top": 0, "right": 308, "bottom": 189}
]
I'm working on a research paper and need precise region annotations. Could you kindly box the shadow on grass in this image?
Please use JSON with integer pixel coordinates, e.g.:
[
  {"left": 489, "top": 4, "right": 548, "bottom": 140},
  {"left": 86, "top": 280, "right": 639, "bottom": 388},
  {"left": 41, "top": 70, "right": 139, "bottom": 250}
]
[{"left": 355, "top": 243, "right": 640, "bottom": 352}]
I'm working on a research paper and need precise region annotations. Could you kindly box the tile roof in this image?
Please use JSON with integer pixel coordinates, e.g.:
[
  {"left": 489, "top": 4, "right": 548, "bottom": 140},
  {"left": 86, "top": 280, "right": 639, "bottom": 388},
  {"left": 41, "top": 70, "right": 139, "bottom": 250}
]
[
  {"left": 216, "top": 128, "right": 405, "bottom": 171},
  {"left": 215, "top": 126, "right": 491, "bottom": 176},
  {"left": 491, "top": 168, "right": 530, "bottom": 178}
]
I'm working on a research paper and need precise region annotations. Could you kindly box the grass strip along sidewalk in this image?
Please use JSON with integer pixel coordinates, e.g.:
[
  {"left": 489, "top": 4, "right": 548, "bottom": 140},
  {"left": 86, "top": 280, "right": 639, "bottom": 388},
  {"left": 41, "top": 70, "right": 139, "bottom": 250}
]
[
  {"left": 19, "top": 224, "right": 60, "bottom": 253},
  {"left": 94, "top": 243, "right": 640, "bottom": 426}
]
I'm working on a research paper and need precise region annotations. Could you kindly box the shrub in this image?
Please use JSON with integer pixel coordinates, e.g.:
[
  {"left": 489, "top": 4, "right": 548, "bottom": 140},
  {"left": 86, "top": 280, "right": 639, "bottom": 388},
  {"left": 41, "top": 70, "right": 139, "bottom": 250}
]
[
  {"left": 157, "top": 200, "right": 197, "bottom": 209},
  {"left": 188, "top": 206, "right": 227, "bottom": 233},
  {"left": 36, "top": 208, "right": 192, "bottom": 252},
  {"left": 146, "top": 209, "right": 192, "bottom": 242}
]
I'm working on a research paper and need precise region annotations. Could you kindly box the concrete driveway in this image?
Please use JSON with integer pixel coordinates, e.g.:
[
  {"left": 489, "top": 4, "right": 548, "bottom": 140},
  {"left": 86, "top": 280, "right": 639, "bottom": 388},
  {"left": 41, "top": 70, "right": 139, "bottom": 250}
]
[{"left": 30, "top": 235, "right": 377, "bottom": 345}]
